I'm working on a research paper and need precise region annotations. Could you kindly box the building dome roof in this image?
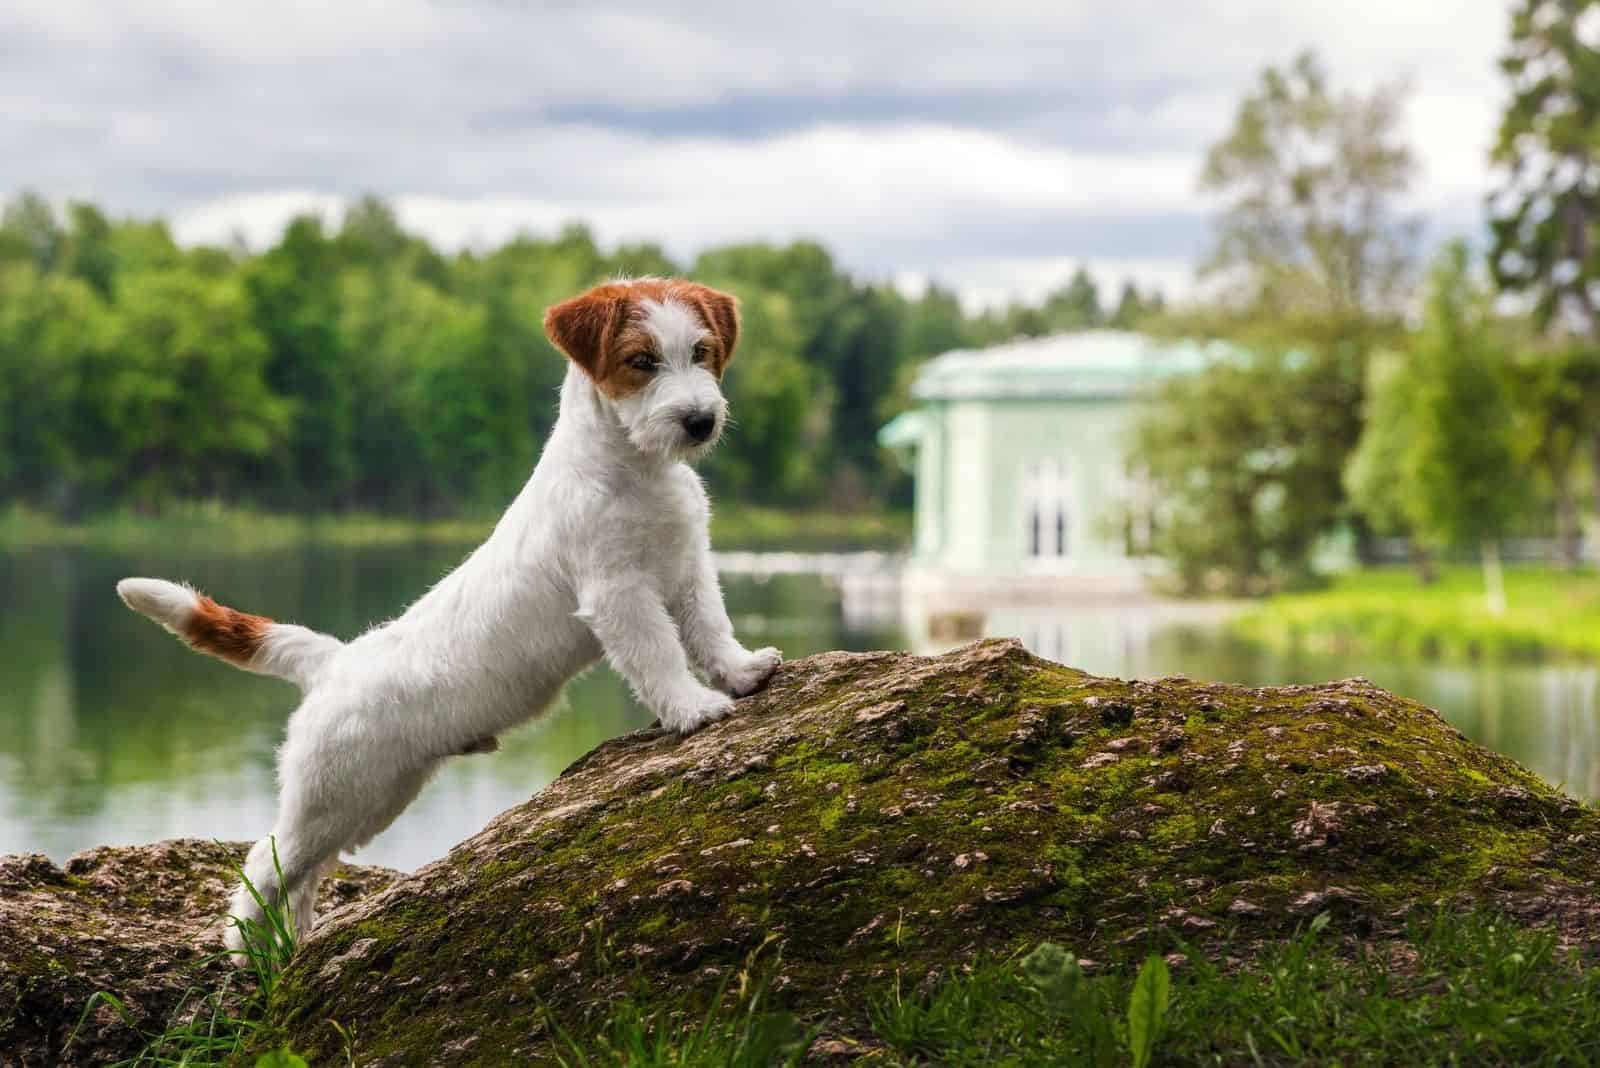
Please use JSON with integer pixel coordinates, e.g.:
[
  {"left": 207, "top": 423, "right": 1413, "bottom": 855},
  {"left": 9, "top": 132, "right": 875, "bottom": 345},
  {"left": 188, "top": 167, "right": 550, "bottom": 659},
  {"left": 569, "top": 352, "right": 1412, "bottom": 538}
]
[{"left": 908, "top": 329, "right": 1223, "bottom": 402}]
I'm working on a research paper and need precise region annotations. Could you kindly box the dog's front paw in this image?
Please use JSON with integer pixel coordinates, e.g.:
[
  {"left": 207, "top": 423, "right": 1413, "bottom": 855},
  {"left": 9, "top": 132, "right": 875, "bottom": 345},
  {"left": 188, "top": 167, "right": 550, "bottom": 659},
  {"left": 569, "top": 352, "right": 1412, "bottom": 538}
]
[
  {"left": 720, "top": 646, "right": 782, "bottom": 697},
  {"left": 662, "top": 685, "right": 736, "bottom": 734}
]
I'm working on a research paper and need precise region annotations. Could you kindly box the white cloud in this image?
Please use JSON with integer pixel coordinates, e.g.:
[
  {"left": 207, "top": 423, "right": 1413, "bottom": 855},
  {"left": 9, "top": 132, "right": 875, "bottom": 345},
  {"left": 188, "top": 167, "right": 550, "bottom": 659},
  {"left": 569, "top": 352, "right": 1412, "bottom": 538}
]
[{"left": 5, "top": 0, "right": 1517, "bottom": 306}]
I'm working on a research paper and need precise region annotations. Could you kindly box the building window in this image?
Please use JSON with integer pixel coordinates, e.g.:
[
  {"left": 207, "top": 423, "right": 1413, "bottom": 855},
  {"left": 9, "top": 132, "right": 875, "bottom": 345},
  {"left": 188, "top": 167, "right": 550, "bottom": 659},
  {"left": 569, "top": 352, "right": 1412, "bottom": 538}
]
[{"left": 1023, "top": 459, "right": 1072, "bottom": 560}]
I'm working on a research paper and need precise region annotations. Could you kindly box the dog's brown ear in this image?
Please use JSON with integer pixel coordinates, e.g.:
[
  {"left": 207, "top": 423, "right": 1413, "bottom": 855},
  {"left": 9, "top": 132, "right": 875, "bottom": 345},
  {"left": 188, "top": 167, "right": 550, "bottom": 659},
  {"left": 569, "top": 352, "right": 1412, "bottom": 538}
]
[
  {"left": 544, "top": 286, "right": 627, "bottom": 380},
  {"left": 682, "top": 284, "right": 740, "bottom": 375}
]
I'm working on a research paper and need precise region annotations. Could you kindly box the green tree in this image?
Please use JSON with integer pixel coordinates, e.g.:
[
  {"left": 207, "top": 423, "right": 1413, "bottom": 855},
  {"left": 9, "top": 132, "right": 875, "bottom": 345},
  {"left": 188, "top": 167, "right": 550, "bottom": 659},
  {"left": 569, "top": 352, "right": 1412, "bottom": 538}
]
[
  {"left": 91, "top": 270, "right": 290, "bottom": 507},
  {"left": 1507, "top": 342, "right": 1600, "bottom": 567},
  {"left": 1135, "top": 343, "right": 1357, "bottom": 594},
  {"left": 1132, "top": 52, "right": 1416, "bottom": 589},
  {"left": 60, "top": 202, "right": 116, "bottom": 297},
  {"left": 1200, "top": 50, "right": 1417, "bottom": 317},
  {"left": 0, "top": 265, "right": 110, "bottom": 505},
  {"left": 1109, "top": 281, "right": 1158, "bottom": 329},
  {"left": 1489, "top": 0, "right": 1600, "bottom": 328},
  {"left": 0, "top": 193, "right": 63, "bottom": 273},
  {"left": 900, "top": 284, "right": 970, "bottom": 361},
  {"left": 245, "top": 216, "right": 355, "bottom": 507},
  {"left": 1345, "top": 350, "right": 1436, "bottom": 581},
  {"left": 1039, "top": 266, "right": 1103, "bottom": 330},
  {"left": 1349, "top": 243, "right": 1529, "bottom": 612},
  {"left": 693, "top": 242, "right": 905, "bottom": 503},
  {"left": 1489, "top": 0, "right": 1600, "bottom": 552},
  {"left": 696, "top": 286, "right": 819, "bottom": 503}
]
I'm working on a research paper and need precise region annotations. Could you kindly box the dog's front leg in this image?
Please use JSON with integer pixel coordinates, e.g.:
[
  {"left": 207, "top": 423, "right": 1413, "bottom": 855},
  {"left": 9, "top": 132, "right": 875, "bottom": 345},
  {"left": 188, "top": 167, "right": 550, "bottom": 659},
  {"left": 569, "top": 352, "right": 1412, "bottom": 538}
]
[
  {"left": 673, "top": 547, "right": 782, "bottom": 698},
  {"left": 576, "top": 574, "right": 735, "bottom": 734}
]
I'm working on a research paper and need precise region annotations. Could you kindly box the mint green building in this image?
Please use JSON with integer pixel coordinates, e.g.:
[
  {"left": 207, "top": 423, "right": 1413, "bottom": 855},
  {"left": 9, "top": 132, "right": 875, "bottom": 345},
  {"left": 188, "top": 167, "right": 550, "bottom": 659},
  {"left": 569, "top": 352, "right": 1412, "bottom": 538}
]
[{"left": 879, "top": 330, "right": 1220, "bottom": 591}]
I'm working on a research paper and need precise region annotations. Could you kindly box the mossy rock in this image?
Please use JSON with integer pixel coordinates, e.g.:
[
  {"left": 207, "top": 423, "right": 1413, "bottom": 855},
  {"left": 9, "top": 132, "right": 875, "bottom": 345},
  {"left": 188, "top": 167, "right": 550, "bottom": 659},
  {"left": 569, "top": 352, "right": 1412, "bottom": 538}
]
[
  {"left": 0, "top": 840, "right": 395, "bottom": 1066},
  {"left": 244, "top": 639, "right": 1600, "bottom": 1064}
]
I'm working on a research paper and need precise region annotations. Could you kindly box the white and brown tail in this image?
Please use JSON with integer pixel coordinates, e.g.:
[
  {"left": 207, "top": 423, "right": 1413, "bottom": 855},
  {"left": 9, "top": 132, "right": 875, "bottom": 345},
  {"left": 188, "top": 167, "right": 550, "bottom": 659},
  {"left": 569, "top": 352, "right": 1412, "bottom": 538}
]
[{"left": 115, "top": 578, "right": 342, "bottom": 690}]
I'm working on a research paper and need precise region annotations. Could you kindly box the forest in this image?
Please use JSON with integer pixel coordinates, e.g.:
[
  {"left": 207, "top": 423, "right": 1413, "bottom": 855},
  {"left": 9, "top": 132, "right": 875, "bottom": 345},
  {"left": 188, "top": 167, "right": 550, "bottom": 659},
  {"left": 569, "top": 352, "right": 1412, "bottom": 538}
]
[{"left": 0, "top": 193, "right": 1155, "bottom": 520}]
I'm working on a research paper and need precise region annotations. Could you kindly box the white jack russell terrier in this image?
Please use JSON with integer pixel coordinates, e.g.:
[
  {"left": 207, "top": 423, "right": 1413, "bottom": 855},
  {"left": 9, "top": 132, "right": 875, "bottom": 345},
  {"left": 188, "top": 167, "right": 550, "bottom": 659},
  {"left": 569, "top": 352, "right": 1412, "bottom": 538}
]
[{"left": 117, "top": 278, "right": 782, "bottom": 956}]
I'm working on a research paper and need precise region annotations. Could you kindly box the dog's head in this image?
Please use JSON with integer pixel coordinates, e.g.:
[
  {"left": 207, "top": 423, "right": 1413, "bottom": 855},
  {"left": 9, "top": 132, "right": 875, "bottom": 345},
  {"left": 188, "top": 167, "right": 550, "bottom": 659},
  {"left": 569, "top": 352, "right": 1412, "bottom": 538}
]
[{"left": 544, "top": 279, "right": 739, "bottom": 461}]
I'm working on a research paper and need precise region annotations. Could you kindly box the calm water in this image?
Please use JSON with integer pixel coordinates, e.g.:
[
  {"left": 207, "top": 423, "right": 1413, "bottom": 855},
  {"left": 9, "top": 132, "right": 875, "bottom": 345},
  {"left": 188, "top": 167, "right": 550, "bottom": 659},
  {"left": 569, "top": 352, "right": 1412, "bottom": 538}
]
[{"left": 3, "top": 545, "right": 1596, "bottom": 871}]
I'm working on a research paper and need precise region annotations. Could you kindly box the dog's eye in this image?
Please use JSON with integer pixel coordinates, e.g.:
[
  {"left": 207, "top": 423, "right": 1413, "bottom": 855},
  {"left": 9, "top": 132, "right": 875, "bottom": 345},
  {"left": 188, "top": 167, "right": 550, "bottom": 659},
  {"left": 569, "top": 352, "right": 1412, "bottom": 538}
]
[
  {"left": 691, "top": 343, "right": 710, "bottom": 365},
  {"left": 628, "top": 355, "right": 659, "bottom": 372}
]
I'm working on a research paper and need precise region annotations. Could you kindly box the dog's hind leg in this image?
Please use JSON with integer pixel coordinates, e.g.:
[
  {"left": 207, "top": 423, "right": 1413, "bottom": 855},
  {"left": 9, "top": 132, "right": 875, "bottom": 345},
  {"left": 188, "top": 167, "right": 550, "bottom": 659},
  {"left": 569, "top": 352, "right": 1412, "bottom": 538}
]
[
  {"left": 224, "top": 806, "right": 352, "bottom": 959},
  {"left": 222, "top": 768, "right": 416, "bottom": 958},
  {"left": 223, "top": 761, "right": 439, "bottom": 960}
]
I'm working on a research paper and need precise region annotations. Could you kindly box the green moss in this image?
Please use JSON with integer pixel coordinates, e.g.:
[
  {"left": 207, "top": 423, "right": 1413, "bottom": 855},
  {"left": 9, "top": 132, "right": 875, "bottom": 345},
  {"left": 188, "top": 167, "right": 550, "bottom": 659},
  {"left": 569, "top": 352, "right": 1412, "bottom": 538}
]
[{"left": 245, "top": 640, "right": 1600, "bottom": 1066}]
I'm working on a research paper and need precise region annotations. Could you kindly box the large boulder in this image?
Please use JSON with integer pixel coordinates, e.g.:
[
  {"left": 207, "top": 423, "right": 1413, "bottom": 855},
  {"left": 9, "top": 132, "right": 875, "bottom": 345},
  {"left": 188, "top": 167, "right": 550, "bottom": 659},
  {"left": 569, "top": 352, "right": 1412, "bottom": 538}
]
[
  {"left": 0, "top": 840, "right": 395, "bottom": 1066},
  {"left": 242, "top": 639, "right": 1600, "bottom": 1064}
]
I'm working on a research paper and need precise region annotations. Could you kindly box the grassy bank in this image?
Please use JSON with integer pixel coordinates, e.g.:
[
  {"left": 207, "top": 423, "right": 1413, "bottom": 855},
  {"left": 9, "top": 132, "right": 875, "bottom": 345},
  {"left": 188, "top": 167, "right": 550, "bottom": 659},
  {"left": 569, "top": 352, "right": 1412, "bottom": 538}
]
[
  {"left": 0, "top": 504, "right": 910, "bottom": 555},
  {"left": 136, "top": 910, "right": 1600, "bottom": 1067},
  {"left": 1232, "top": 565, "right": 1600, "bottom": 662}
]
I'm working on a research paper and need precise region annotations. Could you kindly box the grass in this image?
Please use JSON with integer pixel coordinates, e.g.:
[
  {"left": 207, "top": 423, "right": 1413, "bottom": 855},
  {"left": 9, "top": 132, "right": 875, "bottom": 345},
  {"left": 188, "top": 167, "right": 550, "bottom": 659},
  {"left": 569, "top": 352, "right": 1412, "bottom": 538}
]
[
  {"left": 0, "top": 503, "right": 910, "bottom": 554},
  {"left": 549, "top": 937, "right": 814, "bottom": 1067},
  {"left": 1233, "top": 565, "right": 1600, "bottom": 662},
  {"left": 115, "top": 910, "right": 1597, "bottom": 1066},
  {"left": 866, "top": 912, "right": 1600, "bottom": 1067},
  {"left": 68, "top": 842, "right": 307, "bottom": 1068}
]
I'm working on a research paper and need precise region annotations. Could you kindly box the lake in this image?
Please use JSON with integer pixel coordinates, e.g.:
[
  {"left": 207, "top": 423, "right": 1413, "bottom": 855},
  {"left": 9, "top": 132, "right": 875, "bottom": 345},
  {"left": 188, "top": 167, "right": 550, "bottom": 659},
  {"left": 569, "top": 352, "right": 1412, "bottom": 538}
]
[{"left": 3, "top": 544, "right": 1596, "bottom": 871}]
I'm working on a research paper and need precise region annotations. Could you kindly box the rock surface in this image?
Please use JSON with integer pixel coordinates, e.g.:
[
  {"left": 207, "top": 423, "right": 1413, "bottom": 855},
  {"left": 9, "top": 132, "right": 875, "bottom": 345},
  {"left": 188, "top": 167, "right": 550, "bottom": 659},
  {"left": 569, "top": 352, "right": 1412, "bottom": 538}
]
[
  {"left": 256, "top": 640, "right": 1600, "bottom": 1063},
  {"left": 0, "top": 840, "right": 395, "bottom": 1066},
  {"left": 5, "top": 639, "right": 1600, "bottom": 1066}
]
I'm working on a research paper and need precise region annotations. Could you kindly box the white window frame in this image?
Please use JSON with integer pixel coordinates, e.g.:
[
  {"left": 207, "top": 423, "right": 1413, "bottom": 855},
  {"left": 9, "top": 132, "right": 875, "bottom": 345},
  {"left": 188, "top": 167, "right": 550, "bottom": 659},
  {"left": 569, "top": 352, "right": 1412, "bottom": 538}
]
[{"left": 1022, "top": 458, "right": 1073, "bottom": 564}]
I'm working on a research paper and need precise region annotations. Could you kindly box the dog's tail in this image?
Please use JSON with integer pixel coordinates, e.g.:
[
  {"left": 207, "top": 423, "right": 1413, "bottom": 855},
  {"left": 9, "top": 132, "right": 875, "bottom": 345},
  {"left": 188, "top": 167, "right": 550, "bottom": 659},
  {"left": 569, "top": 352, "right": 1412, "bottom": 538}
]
[{"left": 115, "top": 578, "right": 342, "bottom": 690}]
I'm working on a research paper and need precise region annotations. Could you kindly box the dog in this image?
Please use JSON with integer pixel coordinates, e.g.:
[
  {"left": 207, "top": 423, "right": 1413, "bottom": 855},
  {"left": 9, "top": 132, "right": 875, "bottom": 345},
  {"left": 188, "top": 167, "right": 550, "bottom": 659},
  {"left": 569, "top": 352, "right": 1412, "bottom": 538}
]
[{"left": 116, "top": 278, "right": 783, "bottom": 957}]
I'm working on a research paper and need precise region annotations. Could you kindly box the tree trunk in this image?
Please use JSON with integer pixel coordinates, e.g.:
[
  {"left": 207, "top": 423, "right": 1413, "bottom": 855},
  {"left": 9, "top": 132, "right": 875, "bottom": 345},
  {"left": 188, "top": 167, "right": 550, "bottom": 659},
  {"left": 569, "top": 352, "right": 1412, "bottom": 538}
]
[
  {"left": 1408, "top": 537, "right": 1438, "bottom": 585},
  {"left": 1554, "top": 469, "right": 1581, "bottom": 570},
  {"left": 1482, "top": 538, "right": 1507, "bottom": 617},
  {"left": 1592, "top": 429, "right": 1600, "bottom": 566}
]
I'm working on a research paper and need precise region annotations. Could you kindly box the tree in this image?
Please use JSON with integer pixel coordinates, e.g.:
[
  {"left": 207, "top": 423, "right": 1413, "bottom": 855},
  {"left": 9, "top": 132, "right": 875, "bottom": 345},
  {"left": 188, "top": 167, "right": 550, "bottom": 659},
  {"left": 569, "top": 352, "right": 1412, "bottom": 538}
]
[
  {"left": 1200, "top": 50, "right": 1418, "bottom": 317},
  {"left": 1348, "top": 243, "right": 1530, "bottom": 612},
  {"left": 1506, "top": 341, "right": 1600, "bottom": 568},
  {"left": 1109, "top": 281, "right": 1158, "bottom": 329},
  {"left": 0, "top": 265, "right": 109, "bottom": 506},
  {"left": 0, "top": 193, "right": 65, "bottom": 275},
  {"left": 1490, "top": 0, "right": 1600, "bottom": 329},
  {"left": 1131, "top": 52, "right": 1417, "bottom": 589},
  {"left": 60, "top": 202, "right": 116, "bottom": 297},
  {"left": 1134, "top": 344, "right": 1358, "bottom": 594},
  {"left": 245, "top": 216, "right": 356, "bottom": 507},
  {"left": 90, "top": 270, "right": 289, "bottom": 507},
  {"left": 693, "top": 242, "right": 906, "bottom": 502},
  {"left": 1039, "top": 266, "right": 1103, "bottom": 330},
  {"left": 696, "top": 285, "right": 819, "bottom": 503},
  {"left": 899, "top": 284, "right": 970, "bottom": 361},
  {"left": 1489, "top": 0, "right": 1600, "bottom": 554},
  {"left": 1345, "top": 351, "right": 1437, "bottom": 582}
]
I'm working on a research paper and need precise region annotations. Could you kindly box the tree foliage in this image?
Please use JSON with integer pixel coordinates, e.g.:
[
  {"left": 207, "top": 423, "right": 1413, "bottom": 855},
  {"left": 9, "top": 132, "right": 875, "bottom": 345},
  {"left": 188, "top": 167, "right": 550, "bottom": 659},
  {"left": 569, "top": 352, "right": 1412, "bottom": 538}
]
[
  {"left": 1199, "top": 50, "right": 1417, "bottom": 317},
  {"left": 1347, "top": 243, "right": 1529, "bottom": 608},
  {"left": 1132, "top": 51, "right": 1414, "bottom": 590},
  {"left": 0, "top": 195, "right": 1127, "bottom": 518},
  {"left": 1489, "top": 0, "right": 1600, "bottom": 556},
  {"left": 1489, "top": 0, "right": 1600, "bottom": 331}
]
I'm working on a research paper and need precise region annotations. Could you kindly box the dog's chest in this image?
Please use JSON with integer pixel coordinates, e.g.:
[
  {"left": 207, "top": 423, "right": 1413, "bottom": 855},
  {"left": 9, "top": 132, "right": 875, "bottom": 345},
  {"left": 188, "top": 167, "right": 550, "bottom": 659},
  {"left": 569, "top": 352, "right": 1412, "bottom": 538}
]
[{"left": 579, "top": 467, "right": 705, "bottom": 574}]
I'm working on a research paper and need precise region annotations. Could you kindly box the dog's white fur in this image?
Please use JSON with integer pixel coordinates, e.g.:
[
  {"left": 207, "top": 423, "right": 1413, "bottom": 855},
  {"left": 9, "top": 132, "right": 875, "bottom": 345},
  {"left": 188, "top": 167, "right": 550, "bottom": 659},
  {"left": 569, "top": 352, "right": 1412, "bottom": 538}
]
[{"left": 117, "top": 286, "right": 781, "bottom": 956}]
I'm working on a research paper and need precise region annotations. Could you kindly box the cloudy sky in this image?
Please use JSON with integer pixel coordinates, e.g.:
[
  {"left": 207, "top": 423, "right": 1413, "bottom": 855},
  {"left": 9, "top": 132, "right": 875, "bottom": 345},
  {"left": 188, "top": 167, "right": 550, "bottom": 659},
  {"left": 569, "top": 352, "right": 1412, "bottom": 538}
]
[{"left": 4, "top": 1, "right": 1509, "bottom": 308}]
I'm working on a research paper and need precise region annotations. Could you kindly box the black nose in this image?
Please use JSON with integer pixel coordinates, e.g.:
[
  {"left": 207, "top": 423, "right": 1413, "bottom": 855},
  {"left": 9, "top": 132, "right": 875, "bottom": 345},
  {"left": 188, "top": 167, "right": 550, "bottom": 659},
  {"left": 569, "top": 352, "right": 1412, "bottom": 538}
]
[{"left": 681, "top": 411, "right": 717, "bottom": 443}]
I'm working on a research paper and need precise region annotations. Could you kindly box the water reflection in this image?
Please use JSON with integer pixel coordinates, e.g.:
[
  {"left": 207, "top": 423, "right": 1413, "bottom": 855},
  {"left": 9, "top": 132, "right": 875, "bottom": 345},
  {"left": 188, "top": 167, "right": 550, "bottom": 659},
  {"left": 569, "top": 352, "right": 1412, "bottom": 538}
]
[
  {"left": 899, "top": 597, "right": 1600, "bottom": 803},
  {"left": 0, "top": 547, "right": 897, "bottom": 869},
  {"left": 1, "top": 548, "right": 1595, "bottom": 873}
]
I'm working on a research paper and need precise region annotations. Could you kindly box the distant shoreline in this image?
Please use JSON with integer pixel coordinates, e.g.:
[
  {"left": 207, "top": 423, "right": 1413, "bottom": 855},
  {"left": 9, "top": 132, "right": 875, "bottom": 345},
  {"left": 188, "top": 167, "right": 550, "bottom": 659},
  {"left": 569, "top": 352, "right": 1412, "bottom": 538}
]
[
  {"left": 0, "top": 504, "right": 912, "bottom": 555},
  {"left": 1231, "top": 565, "right": 1600, "bottom": 663}
]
